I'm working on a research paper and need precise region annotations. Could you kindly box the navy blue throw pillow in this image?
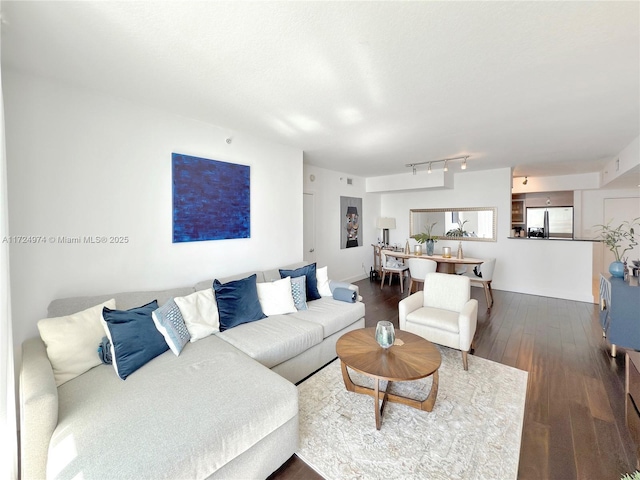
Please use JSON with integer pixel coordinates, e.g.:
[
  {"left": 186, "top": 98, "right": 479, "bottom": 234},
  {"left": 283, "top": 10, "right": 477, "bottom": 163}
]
[
  {"left": 213, "top": 274, "right": 267, "bottom": 332},
  {"left": 102, "top": 300, "right": 168, "bottom": 380},
  {"left": 279, "top": 263, "right": 321, "bottom": 301}
]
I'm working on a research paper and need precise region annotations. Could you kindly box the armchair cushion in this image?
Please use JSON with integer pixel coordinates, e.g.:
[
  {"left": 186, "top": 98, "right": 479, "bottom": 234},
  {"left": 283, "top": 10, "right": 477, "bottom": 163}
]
[{"left": 406, "top": 307, "right": 460, "bottom": 333}]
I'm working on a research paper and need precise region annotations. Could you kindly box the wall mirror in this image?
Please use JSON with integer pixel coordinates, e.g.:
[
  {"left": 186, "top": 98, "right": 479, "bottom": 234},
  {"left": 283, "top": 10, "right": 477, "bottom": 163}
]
[{"left": 410, "top": 207, "right": 497, "bottom": 242}]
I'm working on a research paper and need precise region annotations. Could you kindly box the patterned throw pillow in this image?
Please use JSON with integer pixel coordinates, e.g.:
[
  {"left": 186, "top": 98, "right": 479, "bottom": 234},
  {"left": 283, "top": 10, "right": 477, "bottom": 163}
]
[
  {"left": 152, "top": 299, "right": 190, "bottom": 355},
  {"left": 290, "top": 275, "right": 308, "bottom": 310}
]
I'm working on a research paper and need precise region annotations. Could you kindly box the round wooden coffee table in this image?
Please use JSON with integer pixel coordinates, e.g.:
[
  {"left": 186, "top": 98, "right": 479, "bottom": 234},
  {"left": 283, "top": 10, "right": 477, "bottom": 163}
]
[{"left": 336, "top": 327, "right": 442, "bottom": 430}]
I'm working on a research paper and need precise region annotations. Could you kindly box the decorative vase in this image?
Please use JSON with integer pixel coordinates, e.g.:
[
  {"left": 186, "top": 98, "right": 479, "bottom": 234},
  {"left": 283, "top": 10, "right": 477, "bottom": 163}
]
[
  {"left": 426, "top": 239, "right": 435, "bottom": 256},
  {"left": 609, "top": 261, "right": 625, "bottom": 278},
  {"left": 375, "top": 321, "right": 395, "bottom": 349}
]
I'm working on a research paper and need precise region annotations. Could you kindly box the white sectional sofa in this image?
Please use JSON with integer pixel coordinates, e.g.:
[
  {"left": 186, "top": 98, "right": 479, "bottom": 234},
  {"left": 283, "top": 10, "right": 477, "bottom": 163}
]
[{"left": 20, "top": 262, "right": 365, "bottom": 480}]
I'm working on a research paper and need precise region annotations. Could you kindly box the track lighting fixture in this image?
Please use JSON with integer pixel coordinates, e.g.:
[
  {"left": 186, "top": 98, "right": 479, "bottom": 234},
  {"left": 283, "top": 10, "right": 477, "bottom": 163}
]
[
  {"left": 405, "top": 155, "right": 470, "bottom": 174},
  {"left": 522, "top": 177, "right": 528, "bottom": 185}
]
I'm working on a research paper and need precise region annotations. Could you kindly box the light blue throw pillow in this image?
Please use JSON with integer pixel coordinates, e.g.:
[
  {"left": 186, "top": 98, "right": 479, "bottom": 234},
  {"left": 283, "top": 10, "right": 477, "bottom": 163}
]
[
  {"left": 152, "top": 299, "right": 190, "bottom": 355},
  {"left": 290, "top": 275, "right": 308, "bottom": 310}
]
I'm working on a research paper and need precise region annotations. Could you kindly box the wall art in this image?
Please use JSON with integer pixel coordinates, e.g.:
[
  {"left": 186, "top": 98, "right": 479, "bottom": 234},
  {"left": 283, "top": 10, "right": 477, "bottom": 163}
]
[
  {"left": 172, "top": 153, "right": 250, "bottom": 243},
  {"left": 340, "top": 196, "right": 362, "bottom": 249}
]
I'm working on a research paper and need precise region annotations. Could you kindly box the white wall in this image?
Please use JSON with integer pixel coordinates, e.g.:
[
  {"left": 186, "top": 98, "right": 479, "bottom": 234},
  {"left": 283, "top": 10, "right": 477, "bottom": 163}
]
[
  {"left": 379, "top": 168, "right": 595, "bottom": 303},
  {"left": 303, "top": 165, "right": 378, "bottom": 283},
  {"left": 4, "top": 71, "right": 303, "bottom": 347}
]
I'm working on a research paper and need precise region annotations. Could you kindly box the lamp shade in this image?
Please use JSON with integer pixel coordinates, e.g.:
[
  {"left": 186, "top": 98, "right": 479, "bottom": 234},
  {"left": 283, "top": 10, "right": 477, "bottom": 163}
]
[{"left": 376, "top": 217, "right": 396, "bottom": 229}]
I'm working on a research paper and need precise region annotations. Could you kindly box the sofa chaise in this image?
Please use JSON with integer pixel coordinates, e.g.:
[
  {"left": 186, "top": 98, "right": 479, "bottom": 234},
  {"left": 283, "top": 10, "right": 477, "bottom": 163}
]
[{"left": 20, "top": 262, "right": 365, "bottom": 480}]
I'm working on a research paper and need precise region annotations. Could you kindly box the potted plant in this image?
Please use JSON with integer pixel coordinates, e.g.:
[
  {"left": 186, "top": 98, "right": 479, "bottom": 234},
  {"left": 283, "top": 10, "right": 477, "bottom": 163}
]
[
  {"left": 594, "top": 217, "right": 640, "bottom": 278},
  {"left": 412, "top": 221, "right": 438, "bottom": 256}
]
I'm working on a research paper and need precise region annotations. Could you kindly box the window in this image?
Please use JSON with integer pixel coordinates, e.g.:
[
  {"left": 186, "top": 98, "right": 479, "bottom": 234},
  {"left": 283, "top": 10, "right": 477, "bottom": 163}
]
[{"left": 526, "top": 207, "right": 574, "bottom": 238}]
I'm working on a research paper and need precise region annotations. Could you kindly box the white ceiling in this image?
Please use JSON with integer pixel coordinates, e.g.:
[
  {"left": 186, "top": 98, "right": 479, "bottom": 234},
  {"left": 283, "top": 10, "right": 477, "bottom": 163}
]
[{"left": 1, "top": 1, "right": 639, "bottom": 186}]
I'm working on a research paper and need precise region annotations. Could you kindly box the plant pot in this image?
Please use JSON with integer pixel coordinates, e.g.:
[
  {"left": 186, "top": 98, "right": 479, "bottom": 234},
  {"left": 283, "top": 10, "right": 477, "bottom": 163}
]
[
  {"left": 609, "top": 261, "right": 625, "bottom": 278},
  {"left": 426, "top": 239, "right": 435, "bottom": 256}
]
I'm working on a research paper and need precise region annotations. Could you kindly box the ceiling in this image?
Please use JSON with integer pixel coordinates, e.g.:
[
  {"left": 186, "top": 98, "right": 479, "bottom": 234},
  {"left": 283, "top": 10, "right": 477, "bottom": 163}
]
[{"left": 1, "top": 1, "right": 639, "bottom": 186}]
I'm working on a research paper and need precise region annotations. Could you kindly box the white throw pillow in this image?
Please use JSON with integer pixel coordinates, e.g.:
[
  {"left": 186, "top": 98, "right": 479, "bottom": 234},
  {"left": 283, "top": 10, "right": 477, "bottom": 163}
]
[
  {"left": 256, "top": 276, "right": 297, "bottom": 316},
  {"left": 174, "top": 288, "right": 220, "bottom": 342},
  {"left": 316, "top": 266, "right": 332, "bottom": 297},
  {"left": 37, "top": 299, "right": 116, "bottom": 387}
]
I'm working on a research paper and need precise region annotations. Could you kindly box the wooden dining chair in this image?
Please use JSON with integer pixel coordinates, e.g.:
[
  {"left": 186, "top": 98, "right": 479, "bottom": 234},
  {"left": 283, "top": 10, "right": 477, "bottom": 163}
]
[
  {"left": 380, "top": 250, "right": 410, "bottom": 293},
  {"left": 407, "top": 258, "right": 437, "bottom": 294},
  {"left": 462, "top": 258, "right": 496, "bottom": 308}
]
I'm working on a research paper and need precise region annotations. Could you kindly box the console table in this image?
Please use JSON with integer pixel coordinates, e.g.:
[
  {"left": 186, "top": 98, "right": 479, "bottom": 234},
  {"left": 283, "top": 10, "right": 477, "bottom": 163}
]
[{"left": 599, "top": 274, "right": 640, "bottom": 357}]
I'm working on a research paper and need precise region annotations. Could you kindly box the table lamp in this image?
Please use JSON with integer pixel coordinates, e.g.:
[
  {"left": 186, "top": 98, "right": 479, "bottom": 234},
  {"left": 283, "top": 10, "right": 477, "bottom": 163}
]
[{"left": 376, "top": 217, "right": 396, "bottom": 246}]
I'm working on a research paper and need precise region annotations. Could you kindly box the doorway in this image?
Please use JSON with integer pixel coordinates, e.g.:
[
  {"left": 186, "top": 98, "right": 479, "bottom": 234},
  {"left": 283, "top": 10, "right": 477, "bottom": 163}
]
[{"left": 303, "top": 193, "right": 316, "bottom": 263}]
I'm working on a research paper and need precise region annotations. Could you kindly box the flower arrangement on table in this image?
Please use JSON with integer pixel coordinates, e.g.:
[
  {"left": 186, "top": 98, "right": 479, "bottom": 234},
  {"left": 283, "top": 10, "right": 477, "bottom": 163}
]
[
  {"left": 412, "top": 221, "right": 438, "bottom": 244},
  {"left": 412, "top": 221, "right": 438, "bottom": 256}
]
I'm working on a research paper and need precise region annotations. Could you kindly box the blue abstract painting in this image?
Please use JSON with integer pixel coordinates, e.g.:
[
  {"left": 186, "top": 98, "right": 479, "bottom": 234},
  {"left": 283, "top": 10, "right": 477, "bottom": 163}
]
[{"left": 172, "top": 153, "right": 250, "bottom": 243}]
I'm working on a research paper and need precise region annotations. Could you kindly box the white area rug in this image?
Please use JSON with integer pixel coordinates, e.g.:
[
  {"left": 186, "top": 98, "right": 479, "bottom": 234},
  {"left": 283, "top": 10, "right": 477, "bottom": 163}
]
[{"left": 296, "top": 347, "right": 528, "bottom": 480}]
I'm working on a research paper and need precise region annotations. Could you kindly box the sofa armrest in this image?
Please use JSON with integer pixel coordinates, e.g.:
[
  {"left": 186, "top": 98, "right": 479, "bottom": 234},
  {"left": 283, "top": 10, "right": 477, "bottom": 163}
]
[
  {"left": 458, "top": 299, "right": 479, "bottom": 351},
  {"left": 399, "top": 291, "right": 424, "bottom": 330},
  {"left": 20, "top": 337, "right": 58, "bottom": 480}
]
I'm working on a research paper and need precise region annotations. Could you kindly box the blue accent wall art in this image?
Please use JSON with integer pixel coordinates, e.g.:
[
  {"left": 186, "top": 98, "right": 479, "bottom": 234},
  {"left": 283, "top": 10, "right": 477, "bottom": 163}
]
[{"left": 172, "top": 153, "right": 250, "bottom": 243}]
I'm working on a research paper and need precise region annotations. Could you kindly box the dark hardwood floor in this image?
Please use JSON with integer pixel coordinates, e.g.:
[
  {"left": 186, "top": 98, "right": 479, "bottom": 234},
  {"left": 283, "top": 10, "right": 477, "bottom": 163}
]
[{"left": 269, "top": 277, "right": 637, "bottom": 480}]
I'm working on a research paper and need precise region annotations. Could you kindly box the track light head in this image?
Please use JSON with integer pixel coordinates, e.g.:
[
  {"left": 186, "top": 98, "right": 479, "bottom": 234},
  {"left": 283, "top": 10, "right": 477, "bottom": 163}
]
[{"left": 522, "top": 177, "right": 528, "bottom": 185}]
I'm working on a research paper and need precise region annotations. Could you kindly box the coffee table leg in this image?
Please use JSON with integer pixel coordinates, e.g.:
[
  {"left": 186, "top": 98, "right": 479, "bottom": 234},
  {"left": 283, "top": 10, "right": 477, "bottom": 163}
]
[
  {"left": 422, "top": 369, "right": 439, "bottom": 412},
  {"left": 374, "top": 378, "right": 389, "bottom": 430},
  {"left": 340, "top": 360, "right": 356, "bottom": 393}
]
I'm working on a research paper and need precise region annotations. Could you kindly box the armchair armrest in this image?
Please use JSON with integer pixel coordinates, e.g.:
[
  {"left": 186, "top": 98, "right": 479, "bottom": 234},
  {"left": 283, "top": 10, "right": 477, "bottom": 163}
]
[
  {"left": 20, "top": 337, "right": 58, "bottom": 480},
  {"left": 458, "top": 299, "right": 478, "bottom": 351},
  {"left": 399, "top": 291, "right": 424, "bottom": 330}
]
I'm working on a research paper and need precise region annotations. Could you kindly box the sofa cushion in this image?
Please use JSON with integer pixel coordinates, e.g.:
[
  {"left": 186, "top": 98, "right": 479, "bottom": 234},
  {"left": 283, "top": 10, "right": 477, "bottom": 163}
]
[
  {"left": 214, "top": 274, "right": 267, "bottom": 331},
  {"left": 288, "top": 297, "right": 365, "bottom": 339},
  {"left": 256, "top": 276, "right": 297, "bottom": 316},
  {"left": 152, "top": 299, "right": 190, "bottom": 355},
  {"left": 174, "top": 288, "right": 219, "bottom": 341},
  {"left": 102, "top": 301, "right": 169, "bottom": 380},
  {"left": 49, "top": 336, "right": 298, "bottom": 480},
  {"left": 405, "top": 306, "right": 460, "bottom": 333},
  {"left": 37, "top": 299, "right": 116, "bottom": 387},
  {"left": 216, "top": 315, "right": 323, "bottom": 368},
  {"left": 280, "top": 263, "right": 321, "bottom": 301}
]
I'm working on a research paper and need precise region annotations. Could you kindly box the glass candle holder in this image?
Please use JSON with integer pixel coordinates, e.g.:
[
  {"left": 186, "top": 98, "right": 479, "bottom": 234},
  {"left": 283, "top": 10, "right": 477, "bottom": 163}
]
[
  {"left": 375, "top": 321, "right": 395, "bottom": 349},
  {"left": 414, "top": 244, "right": 422, "bottom": 256},
  {"left": 442, "top": 246, "right": 452, "bottom": 258}
]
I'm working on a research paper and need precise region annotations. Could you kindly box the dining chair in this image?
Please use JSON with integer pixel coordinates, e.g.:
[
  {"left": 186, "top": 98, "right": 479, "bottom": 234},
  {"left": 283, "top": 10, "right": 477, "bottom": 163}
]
[
  {"left": 380, "top": 250, "right": 410, "bottom": 293},
  {"left": 462, "top": 258, "right": 496, "bottom": 308},
  {"left": 407, "top": 258, "right": 437, "bottom": 294}
]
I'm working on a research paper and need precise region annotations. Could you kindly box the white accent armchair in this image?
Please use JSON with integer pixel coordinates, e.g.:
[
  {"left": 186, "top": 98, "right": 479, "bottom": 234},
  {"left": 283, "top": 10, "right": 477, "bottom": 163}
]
[{"left": 399, "top": 272, "right": 478, "bottom": 370}]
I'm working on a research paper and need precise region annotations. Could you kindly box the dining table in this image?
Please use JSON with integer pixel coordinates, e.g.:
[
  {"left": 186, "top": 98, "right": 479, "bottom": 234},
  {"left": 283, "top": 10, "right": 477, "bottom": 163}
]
[{"left": 381, "top": 249, "right": 484, "bottom": 274}]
